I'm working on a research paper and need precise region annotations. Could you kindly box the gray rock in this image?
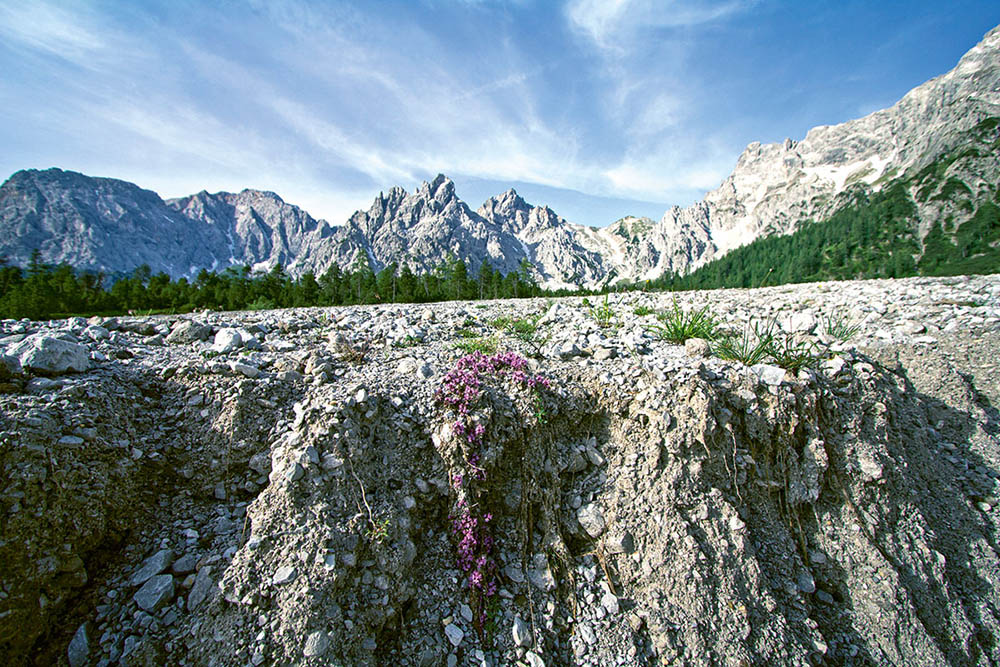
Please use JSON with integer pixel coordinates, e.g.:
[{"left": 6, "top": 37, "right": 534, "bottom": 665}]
[
  {"left": 187, "top": 566, "right": 214, "bottom": 611},
  {"left": 684, "top": 338, "right": 711, "bottom": 357},
  {"left": 230, "top": 362, "right": 260, "bottom": 378},
  {"left": 528, "top": 553, "right": 556, "bottom": 591},
  {"left": 8, "top": 334, "right": 90, "bottom": 375},
  {"left": 751, "top": 363, "right": 786, "bottom": 386},
  {"left": 212, "top": 328, "right": 242, "bottom": 353},
  {"left": 577, "top": 503, "right": 606, "bottom": 538},
  {"left": 130, "top": 549, "right": 174, "bottom": 587},
  {"left": 68, "top": 622, "right": 90, "bottom": 667},
  {"left": 601, "top": 591, "right": 620, "bottom": 615},
  {"left": 171, "top": 553, "right": 198, "bottom": 575},
  {"left": 605, "top": 531, "right": 635, "bottom": 555},
  {"left": 512, "top": 615, "right": 532, "bottom": 647},
  {"left": 272, "top": 565, "right": 297, "bottom": 585},
  {"left": 303, "top": 631, "right": 331, "bottom": 657},
  {"left": 592, "top": 346, "right": 616, "bottom": 361},
  {"left": 249, "top": 451, "right": 271, "bottom": 475},
  {"left": 525, "top": 651, "right": 545, "bottom": 667},
  {"left": 83, "top": 325, "right": 110, "bottom": 341},
  {"left": 0, "top": 353, "right": 21, "bottom": 380},
  {"left": 797, "top": 571, "right": 816, "bottom": 594},
  {"left": 133, "top": 574, "right": 174, "bottom": 612},
  {"left": 165, "top": 320, "right": 211, "bottom": 343},
  {"left": 444, "top": 623, "right": 464, "bottom": 647}
]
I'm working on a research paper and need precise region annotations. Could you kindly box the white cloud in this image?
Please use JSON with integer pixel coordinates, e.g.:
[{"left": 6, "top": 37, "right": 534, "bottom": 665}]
[
  {"left": 0, "top": 2, "right": 104, "bottom": 60},
  {"left": 565, "top": 0, "right": 752, "bottom": 52}
]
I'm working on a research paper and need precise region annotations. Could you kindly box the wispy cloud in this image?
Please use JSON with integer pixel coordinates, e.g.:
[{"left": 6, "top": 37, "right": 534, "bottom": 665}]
[
  {"left": 0, "top": 1, "right": 106, "bottom": 61},
  {"left": 1, "top": 0, "right": 981, "bottom": 227},
  {"left": 565, "top": 0, "right": 752, "bottom": 53}
]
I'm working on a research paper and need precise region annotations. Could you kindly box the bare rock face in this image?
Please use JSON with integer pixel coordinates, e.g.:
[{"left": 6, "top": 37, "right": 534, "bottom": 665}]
[{"left": 647, "top": 24, "right": 1000, "bottom": 276}]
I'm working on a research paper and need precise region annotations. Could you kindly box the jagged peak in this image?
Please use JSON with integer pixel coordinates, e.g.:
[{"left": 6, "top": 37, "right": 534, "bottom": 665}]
[
  {"left": 419, "top": 173, "right": 456, "bottom": 203},
  {"left": 480, "top": 187, "right": 530, "bottom": 214}
]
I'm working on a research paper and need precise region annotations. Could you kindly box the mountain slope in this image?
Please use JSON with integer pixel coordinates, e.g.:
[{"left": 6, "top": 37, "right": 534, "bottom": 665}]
[{"left": 642, "top": 24, "right": 1000, "bottom": 276}]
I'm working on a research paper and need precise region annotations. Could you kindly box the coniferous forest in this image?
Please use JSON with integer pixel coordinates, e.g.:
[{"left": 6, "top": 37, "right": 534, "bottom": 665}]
[{"left": 0, "top": 254, "right": 548, "bottom": 321}]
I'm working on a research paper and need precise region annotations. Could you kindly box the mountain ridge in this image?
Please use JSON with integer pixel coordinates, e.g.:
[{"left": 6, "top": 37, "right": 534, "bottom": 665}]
[{"left": 2, "top": 25, "right": 999, "bottom": 287}]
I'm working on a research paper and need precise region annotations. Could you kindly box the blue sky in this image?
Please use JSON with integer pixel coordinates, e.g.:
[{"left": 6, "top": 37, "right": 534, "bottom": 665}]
[{"left": 1, "top": 1, "right": 998, "bottom": 227}]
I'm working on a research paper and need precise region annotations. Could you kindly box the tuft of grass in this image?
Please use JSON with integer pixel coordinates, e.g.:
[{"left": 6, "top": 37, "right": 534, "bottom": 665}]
[
  {"left": 453, "top": 336, "right": 499, "bottom": 355},
  {"left": 489, "top": 313, "right": 549, "bottom": 356},
  {"left": 392, "top": 335, "right": 423, "bottom": 348},
  {"left": 454, "top": 327, "right": 479, "bottom": 339},
  {"left": 633, "top": 305, "right": 654, "bottom": 317},
  {"left": 823, "top": 313, "right": 861, "bottom": 342},
  {"left": 583, "top": 294, "right": 615, "bottom": 328},
  {"left": 713, "top": 320, "right": 774, "bottom": 366},
  {"left": 766, "top": 336, "right": 821, "bottom": 372},
  {"left": 647, "top": 299, "right": 719, "bottom": 344}
]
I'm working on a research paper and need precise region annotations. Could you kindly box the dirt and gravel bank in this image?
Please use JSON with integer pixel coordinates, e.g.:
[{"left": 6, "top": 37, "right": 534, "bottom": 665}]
[{"left": 1, "top": 274, "right": 998, "bottom": 666}]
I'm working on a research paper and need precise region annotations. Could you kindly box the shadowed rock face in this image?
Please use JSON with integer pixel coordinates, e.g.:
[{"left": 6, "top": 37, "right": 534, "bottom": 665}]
[
  {"left": 2, "top": 27, "right": 999, "bottom": 289},
  {"left": 1, "top": 274, "right": 999, "bottom": 666}
]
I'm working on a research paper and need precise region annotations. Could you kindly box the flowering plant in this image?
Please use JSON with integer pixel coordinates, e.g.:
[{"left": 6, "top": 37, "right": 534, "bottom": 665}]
[{"left": 436, "top": 351, "right": 550, "bottom": 634}]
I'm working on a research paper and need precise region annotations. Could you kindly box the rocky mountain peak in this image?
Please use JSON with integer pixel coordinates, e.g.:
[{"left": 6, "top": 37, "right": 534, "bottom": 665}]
[
  {"left": 418, "top": 174, "right": 457, "bottom": 204},
  {"left": 478, "top": 188, "right": 530, "bottom": 220}
]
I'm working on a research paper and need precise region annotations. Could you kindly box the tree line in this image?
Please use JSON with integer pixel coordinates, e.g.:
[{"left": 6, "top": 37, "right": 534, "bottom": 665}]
[{"left": 0, "top": 252, "right": 550, "bottom": 320}]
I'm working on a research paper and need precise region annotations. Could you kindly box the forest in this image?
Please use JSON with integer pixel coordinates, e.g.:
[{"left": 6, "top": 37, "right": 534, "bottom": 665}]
[
  {"left": 0, "top": 254, "right": 549, "bottom": 321},
  {"left": 652, "top": 182, "right": 1000, "bottom": 291}
]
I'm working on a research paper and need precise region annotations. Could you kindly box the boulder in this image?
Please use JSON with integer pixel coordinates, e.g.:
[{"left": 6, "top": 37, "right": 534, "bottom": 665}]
[
  {"left": 7, "top": 334, "right": 90, "bottom": 375},
  {"left": 166, "top": 320, "right": 211, "bottom": 343}
]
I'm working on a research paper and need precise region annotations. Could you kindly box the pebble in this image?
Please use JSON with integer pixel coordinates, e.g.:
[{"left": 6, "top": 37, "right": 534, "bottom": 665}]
[
  {"left": 272, "top": 565, "right": 297, "bottom": 586},
  {"left": 444, "top": 622, "right": 464, "bottom": 647}
]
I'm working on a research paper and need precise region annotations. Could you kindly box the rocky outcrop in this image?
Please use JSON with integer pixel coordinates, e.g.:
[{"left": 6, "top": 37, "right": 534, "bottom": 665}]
[{"left": 1, "top": 274, "right": 999, "bottom": 665}]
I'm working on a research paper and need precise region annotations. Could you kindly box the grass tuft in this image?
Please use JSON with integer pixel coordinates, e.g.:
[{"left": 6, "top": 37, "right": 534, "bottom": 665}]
[
  {"left": 712, "top": 320, "right": 774, "bottom": 366},
  {"left": 647, "top": 299, "right": 719, "bottom": 344},
  {"left": 823, "top": 313, "right": 861, "bottom": 342}
]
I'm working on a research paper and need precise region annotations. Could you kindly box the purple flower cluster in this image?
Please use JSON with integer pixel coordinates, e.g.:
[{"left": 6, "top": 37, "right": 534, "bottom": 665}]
[
  {"left": 436, "top": 351, "right": 551, "bottom": 423},
  {"left": 450, "top": 502, "right": 498, "bottom": 594},
  {"left": 435, "top": 351, "right": 552, "bottom": 636}
]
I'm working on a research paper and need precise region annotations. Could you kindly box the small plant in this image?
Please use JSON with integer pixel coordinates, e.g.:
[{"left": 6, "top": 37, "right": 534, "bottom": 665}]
[
  {"left": 713, "top": 320, "right": 774, "bottom": 366},
  {"left": 453, "top": 337, "right": 498, "bottom": 355},
  {"left": 392, "top": 335, "right": 422, "bottom": 349},
  {"left": 247, "top": 297, "right": 276, "bottom": 311},
  {"left": 436, "top": 351, "right": 552, "bottom": 637},
  {"left": 454, "top": 327, "right": 479, "bottom": 339},
  {"left": 367, "top": 514, "right": 391, "bottom": 545},
  {"left": 823, "top": 313, "right": 861, "bottom": 343},
  {"left": 584, "top": 294, "right": 615, "bottom": 328},
  {"left": 766, "top": 335, "right": 821, "bottom": 372},
  {"left": 490, "top": 313, "right": 549, "bottom": 357},
  {"left": 333, "top": 334, "right": 372, "bottom": 364},
  {"left": 633, "top": 305, "right": 654, "bottom": 317},
  {"left": 648, "top": 299, "right": 719, "bottom": 344}
]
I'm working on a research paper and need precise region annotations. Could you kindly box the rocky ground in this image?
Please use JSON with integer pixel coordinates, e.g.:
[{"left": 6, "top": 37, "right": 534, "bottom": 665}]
[{"left": 1, "top": 274, "right": 999, "bottom": 666}]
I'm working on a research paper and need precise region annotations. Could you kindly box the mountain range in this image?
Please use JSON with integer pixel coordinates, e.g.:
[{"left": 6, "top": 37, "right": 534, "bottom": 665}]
[{"left": 1, "top": 25, "right": 998, "bottom": 289}]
